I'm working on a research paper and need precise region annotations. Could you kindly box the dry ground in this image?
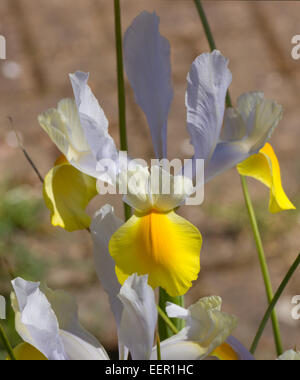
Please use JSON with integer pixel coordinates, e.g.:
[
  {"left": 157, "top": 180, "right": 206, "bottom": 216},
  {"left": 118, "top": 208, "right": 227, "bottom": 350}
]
[{"left": 0, "top": 0, "right": 300, "bottom": 359}]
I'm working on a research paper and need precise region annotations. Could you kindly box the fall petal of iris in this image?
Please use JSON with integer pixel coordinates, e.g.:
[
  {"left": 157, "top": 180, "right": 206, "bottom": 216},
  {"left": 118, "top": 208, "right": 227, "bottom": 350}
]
[
  {"left": 237, "top": 143, "right": 295, "bottom": 213},
  {"left": 109, "top": 211, "right": 202, "bottom": 297},
  {"left": 8, "top": 343, "right": 47, "bottom": 361},
  {"left": 211, "top": 342, "right": 239, "bottom": 360},
  {"left": 211, "top": 336, "right": 255, "bottom": 361},
  {"left": 43, "top": 159, "right": 98, "bottom": 231}
]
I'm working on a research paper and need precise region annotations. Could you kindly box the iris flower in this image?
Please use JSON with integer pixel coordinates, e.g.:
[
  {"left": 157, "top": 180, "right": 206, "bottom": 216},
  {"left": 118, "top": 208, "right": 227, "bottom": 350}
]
[
  {"left": 8, "top": 204, "right": 252, "bottom": 361},
  {"left": 277, "top": 350, "right": 300, "bottom": 360},
  {"left": 38, "top": 11, "right": 294, "bottom": 297}
]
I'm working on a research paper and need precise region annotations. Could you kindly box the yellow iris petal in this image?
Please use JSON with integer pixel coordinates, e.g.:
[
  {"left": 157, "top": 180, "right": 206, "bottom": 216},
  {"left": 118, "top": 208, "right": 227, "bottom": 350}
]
[
  {"left": 109, "top": 211, "right": 202, "bottom": 297},
  {"left": 7, "top": 343, "right": 47, "bottom": 360},
  {"left": 237, "top": 143, "right": 295, "bottom": 213},
  {"left": 211, "top": 342, "right": 239, "bottom": 361},
  {"left": 43, "top": 155, "right": 98, "bottom": 231}
]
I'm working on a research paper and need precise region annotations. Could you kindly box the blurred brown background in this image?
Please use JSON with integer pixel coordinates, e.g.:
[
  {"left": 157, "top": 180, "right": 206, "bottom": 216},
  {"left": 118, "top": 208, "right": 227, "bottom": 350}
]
[{"left": 0, "top": 0, "right": 300, "bottom": 360}]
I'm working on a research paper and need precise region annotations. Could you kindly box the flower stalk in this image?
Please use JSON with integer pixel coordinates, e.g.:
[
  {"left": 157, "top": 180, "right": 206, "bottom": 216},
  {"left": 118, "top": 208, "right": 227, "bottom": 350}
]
[
  {"left": 156, "top": 332, "right": 161, "bottom": 360},
  {"left": 157, "top": 304, "right": 179, "bottom": 336},
  {"left": 158, "top": 288, "right": 184, "bottom": 340},
  {"left": 194, "top": 0, "right": 283, "bottom": 355},
  {"left": 113, "top": 0, "right": 131, "bottom": 221},
  {"left": 250, "top": 254, "right": 300, "bottom": 354},
  {"left": 240, "top": 175, "right": 283, "bottom": 355},
  {"left": 114, "top": 5, "right": 189, "bottom": 339},
  {"left": 0, "top": 322, "right": 16, "bottom": 361},
  {"left": 9, "top": 117, "right": 44, "bottom": 184}
]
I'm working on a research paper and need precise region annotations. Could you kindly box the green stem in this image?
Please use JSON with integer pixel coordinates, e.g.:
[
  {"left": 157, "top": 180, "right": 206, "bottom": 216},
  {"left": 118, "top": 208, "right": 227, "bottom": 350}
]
[
  {"left": 241, "top": 175, "right": 283, "bottom": 355},
  {"left": 194, "top": 0, "right": 216, "bottom": 51},
  {"left": 195, "top": 0, "right": 283, "bottom": 357},
  {"left": 9, "top": 118, "right": 44, "bottom": 184},
  {"left": 0, "top": 322, "right": 16, "bottom": 360},
  {"left": 194, "top": 0, "right": 232, "bottom": 108},
  {"left": 158, "top": 288, "right": 183, "bottom": 340},
  {"left": 157, "top": 304, "right": 179, "bottom": 336},
  {"left": 156, "top": 332, "right": 161, "bottom": 360},
  {"left": 113, "top": 0, "right": 131, "bottom": 221},
  {"left": 250, "top": 254, "right": 300, "bottom": 354}
]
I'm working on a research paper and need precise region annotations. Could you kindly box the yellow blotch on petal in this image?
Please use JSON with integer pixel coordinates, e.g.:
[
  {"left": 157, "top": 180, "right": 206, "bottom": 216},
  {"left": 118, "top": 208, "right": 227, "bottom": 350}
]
[
  {"left": 43, "top": 155, "right": 98, "bottom": 231},
  {"left": 7, "top": 343, "right": 47, "bottom": 360},
  {"left": 211, "top": 342, "right": 239, "bottom": 361},
  {"left": 237, "top": 143, "right": 295, "bottom": 213},
  {"left": 109, "top": 211, "right": 202, "bottom": 297}
]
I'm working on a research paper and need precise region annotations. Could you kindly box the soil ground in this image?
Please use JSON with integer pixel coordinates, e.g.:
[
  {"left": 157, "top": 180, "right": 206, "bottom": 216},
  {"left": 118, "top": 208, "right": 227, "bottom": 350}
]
[{"left": 0, "top": 0, "right": 300, "bottom": 360}]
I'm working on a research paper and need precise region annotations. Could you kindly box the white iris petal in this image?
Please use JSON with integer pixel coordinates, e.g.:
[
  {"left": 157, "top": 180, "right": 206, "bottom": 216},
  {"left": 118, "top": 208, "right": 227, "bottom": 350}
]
[
  {"left": 11, "top": 278, "right": 109, "bottom": 360},
  {"left": 124, "top": 11, "right": 173, "bottom": 159},
  {"left": 151, "top": 296, "right": 237, "bottom": 360}
]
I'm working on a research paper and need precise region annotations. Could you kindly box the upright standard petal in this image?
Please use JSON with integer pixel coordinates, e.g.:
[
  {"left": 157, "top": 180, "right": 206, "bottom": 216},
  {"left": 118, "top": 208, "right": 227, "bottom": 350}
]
[
  {"left": 151, "top": 296, "right": 237, "bottom": 360},
  {"left": 91, "top": 205, "right": 124, "bottom": 327},
  {"left": 204, "top": 92, "right": 283, "bottom": 183},
  {"left": 150, "top": 166, "right": 195, "bottom": 211},
  {"left": 121, "top": 164, "right": 152, "bottom": 212},
  {"left": 118, "top": 274, "right": 157, "bottom": 360},
  {"left": 38, "top": 99, "right": 88, "bottom": 164},
  {"left": 39, "top": 74, "right": 119, "bottom": 184},
  {"left": 203, "top": 139, "right": 247, "bottom": 183},
  {"left": 109, "top": 210, "right": 202, "bottom": 297},
  {"left": 237, "top": 143, "right": 295, "bottom": 213},
  {"left": 43, "top": 155, "right": 98, "bottom": 231},
  {"left": 124, "top": 11, "right": 173, "bottom": 159},
  {"left": 186, "top": 50, "right": 232, "bottom": 160},
  {"left": 122, "top": 165, "right": 194, "bottom": 213},
  {"left": 236, "top": 92, "right": 281, "bottom": 152},
  {"left": 69, "top": 71, "right": 119, "bottom": 183},
  {"left": 39, "top": 98, "right": 98, "bottom": 180}
]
